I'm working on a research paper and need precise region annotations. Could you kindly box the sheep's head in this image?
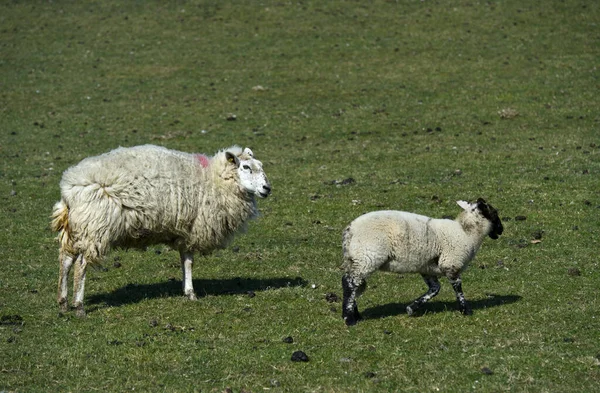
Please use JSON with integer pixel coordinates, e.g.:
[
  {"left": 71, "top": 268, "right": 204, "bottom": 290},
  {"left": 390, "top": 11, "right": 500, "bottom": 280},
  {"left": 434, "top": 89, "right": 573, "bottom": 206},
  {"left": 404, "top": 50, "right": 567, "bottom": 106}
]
[
  {"left": 456, "top": 198, "right": 504, "bottom": 239},
  {"left": 226, "top": 147, "right": 271, "bottom": 198}
]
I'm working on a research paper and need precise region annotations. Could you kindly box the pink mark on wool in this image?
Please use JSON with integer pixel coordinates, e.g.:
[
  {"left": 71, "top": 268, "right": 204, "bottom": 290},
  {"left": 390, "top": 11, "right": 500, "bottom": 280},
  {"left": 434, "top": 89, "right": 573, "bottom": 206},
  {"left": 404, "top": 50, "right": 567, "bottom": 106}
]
[{"left": 195, "top": 154, "right": 210, "bottom": 168}]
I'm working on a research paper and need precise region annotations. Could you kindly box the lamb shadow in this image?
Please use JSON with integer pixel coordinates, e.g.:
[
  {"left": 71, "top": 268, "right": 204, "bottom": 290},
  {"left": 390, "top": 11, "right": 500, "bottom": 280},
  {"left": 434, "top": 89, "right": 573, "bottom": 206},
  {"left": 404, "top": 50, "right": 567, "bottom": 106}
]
[
  {"left": 87, "top": 276, "right": 307, "bottom": 309},
  {"left": 362, "top": 294, "right": 522, "bottom": 320}
]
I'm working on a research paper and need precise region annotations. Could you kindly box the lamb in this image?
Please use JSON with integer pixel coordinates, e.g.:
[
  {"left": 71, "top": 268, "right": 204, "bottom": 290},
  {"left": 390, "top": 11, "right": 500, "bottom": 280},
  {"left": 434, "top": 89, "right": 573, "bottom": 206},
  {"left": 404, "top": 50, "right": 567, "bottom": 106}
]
[
  {"left": 51, "top": 144, "right": 271, "bottom": 317},
  {"left": 341, "top": 198, "right": 503, "bottom": 326}
]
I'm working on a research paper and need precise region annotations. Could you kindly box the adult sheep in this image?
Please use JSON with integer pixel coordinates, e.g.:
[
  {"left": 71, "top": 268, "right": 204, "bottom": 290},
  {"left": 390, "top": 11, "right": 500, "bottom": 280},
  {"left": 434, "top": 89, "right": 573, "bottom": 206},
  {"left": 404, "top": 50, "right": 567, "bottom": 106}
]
[
  {"left": 51, "top": 144, "right": 271, "bottom": 316},
  {"left": 341, "top": 198, "right": 503, "bottom": 326}
]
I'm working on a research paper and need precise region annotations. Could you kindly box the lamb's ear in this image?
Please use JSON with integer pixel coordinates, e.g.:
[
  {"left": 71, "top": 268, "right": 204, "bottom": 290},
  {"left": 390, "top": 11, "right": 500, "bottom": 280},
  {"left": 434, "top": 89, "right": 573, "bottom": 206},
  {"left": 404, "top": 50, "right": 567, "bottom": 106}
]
[
  {"left": 456, "top": 200, "right": 472, "bottom": 211},
  {"left": 226, "top": 151, "right": 240, "bottom": 167},
  {"left": 243, "top": 147, "right": 254, "bottom": 158}
]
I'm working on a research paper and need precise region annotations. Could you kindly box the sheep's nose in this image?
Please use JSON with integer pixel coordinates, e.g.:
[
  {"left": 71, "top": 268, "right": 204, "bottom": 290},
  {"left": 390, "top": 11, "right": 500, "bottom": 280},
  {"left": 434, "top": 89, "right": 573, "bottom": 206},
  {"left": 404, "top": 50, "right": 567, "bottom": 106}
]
[{"left": 262, "top": 184, "right": 272, "bottom": 194}]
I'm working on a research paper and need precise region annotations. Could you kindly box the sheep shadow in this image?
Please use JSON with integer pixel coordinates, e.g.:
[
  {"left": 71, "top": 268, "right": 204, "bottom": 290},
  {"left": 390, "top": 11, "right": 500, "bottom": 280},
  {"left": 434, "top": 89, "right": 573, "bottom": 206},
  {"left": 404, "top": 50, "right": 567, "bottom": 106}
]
[
  {"left": 362, "top": 294, "right": 522, "bottom": 320},
  {"left": 87, "top": 276, "right": 307, "bottom": 310}
]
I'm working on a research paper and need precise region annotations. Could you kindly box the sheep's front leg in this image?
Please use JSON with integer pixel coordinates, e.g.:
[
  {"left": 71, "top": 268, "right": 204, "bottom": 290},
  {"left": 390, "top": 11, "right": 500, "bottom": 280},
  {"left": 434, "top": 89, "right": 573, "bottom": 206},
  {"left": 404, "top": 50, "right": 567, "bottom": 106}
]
[
  {"left": 406, "top": 275, "right": 441, "bottom": 316},
  {"left": 72, "top": 255, "right": 88, "bottom": 317},
  {"left": 180, "top": 250, "right": 197, "bottom": 300},
  {"left": 58, "top": 252, "right": 75, "bottom": 313},
  {"left": 342, "top": 274, "right": 364, "bottom": 326},
  {"left": 448, "top": 275, "right": 472, "bottom": 315}
]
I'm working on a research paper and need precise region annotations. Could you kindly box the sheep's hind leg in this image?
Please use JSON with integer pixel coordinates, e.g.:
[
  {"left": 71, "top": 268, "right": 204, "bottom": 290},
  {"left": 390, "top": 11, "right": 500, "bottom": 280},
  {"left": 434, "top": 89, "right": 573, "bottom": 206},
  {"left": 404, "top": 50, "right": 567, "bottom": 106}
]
[
  {"left": 406, "top": 275, "right": 441, "bottom": 316},
  {"left": 72, "top": 255, "right": 88, "bottom": 317},
  {"left": 180, "top": 250, "right": 197, "bottom": 300},
  {"left": 58, "top": 252, "right": 75, "bottom": 314},
  {"left": 448, "top": 275, "right": 472, "bottom": 315},
  {"left": 342, "top": 274, "right": 365, "bottom": 326}
]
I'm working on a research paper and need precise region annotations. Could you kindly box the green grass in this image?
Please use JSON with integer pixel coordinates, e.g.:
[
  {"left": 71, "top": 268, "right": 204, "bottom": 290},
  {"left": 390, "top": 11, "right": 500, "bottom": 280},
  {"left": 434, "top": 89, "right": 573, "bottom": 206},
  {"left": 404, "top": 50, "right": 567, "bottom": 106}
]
[{"left": 1, "top": 0, "right": 599, "bottom": 391}]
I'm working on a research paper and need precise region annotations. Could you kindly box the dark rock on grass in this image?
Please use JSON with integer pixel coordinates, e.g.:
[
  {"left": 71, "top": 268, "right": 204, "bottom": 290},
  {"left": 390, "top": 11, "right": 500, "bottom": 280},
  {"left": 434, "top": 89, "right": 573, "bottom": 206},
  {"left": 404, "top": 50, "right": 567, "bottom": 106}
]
[
  {"left": 325, "top": 178, "right": 355, "bottom": 186},
  {"left": 567, "top": 268, "right": 581, "bottom": 277},
  {"left": 325, "top": 292, "right": 339, "bottom": 303},
  {"left": 0, "top": 315, "right": 23, "bottom": 325},
  {"left": 291, "top": 350, "right": 309, "bottom": 362},
  {"left": 481, "top": 367, "right": 494, "bottom": 375},
  {"left": 282, "top": 336, "right": 294, "bottom": 344},
  {"left": 515, "top": 215, "right": 527, "bottom": 221},
  {"left": 532, "top": 230, "right": 544, "bottom": 240}
]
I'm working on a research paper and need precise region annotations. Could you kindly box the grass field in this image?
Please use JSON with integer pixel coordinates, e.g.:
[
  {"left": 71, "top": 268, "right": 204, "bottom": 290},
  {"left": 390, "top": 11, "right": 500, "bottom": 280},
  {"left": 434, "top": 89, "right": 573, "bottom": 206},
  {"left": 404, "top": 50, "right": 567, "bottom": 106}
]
[{"left": 1, "top": 1, "right": 599, "bottom": 391}]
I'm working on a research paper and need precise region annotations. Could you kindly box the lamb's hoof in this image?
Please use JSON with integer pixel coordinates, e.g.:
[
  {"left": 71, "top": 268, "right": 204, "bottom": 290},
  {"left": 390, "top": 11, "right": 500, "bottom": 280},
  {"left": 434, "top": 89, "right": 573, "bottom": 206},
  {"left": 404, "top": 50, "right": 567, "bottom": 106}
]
[
  {"left": 344, "top": 316, "right": 358, "bottom": 327},
  {"left": 461, "top": 307, "right": 473, "bottom": 316}
]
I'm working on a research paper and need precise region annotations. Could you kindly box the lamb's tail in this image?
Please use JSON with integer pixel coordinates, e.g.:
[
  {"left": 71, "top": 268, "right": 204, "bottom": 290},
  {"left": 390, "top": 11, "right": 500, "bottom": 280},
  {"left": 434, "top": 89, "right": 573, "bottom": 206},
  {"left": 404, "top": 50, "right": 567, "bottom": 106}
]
[
  {"left": 340, "top": 225, "right": 353, "bottom": 271},
  {"left": 51, "top": 200, "right": 75, "bottom": 255}
]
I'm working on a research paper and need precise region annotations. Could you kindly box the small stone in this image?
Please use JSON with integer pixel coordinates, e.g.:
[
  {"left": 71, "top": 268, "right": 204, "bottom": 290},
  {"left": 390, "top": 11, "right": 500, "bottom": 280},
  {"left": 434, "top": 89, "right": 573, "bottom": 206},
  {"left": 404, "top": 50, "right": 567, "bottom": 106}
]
[
  {"left": 291, "top": 350, "right": 309, "bottom": 362},
  {"left": 567, "top": 268, "right": 581, "bottom": 276},
  {"left": 481, "top": 367, "right": 494, "bottom": 375},
  {"left": 515, "top": 215, "right": 527, "bottom": 221},
  {"left": 325, "top": 293, "right": 339, "bottom": 303},
  {"left": 282, "top": 336, "right": 293, "bottom": 344},
  {"left": 226, "top": 113, "right": 237, "bottom": 121}
]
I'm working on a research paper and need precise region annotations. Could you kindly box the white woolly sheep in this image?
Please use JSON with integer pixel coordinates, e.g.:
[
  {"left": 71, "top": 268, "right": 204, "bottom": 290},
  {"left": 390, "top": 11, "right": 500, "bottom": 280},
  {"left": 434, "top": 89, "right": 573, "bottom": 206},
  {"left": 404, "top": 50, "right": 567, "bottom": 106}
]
[
  {"left": 341, "top": 198, "right": 503, "bottom": 326},
  {"left": 51, "top": 144, "right": 271, "bottom": 316}
]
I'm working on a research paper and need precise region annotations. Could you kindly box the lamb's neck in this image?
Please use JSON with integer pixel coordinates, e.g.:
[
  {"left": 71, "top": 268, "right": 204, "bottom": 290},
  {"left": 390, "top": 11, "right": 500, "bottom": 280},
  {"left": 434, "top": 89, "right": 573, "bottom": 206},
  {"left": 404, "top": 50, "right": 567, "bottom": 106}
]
[{"left": 456, "top": 216, "right": 489, "bottom": 246}]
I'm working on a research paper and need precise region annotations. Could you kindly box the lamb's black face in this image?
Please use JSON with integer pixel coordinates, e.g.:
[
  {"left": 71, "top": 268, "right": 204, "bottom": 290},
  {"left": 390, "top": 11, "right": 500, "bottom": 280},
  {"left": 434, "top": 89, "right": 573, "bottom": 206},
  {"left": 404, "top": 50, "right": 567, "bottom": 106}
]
[{"left": 476, "top": 198, "right": 504, "bottom": 239}]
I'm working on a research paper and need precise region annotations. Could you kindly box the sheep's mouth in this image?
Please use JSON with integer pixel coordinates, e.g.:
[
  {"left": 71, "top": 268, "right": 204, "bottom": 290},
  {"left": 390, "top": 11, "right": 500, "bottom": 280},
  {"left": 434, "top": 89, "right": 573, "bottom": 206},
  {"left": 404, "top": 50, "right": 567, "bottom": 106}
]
[{"left": 258, "top": 191, "right": 270, "bottom": 198}]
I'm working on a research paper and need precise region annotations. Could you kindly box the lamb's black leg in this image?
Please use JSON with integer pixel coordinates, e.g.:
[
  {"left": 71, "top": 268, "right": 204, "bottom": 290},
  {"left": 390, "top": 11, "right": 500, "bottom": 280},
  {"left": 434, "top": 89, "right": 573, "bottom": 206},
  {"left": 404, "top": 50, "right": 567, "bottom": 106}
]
[
  {"left": 448, "top": 275, "right": 472, "bottom": 315},
  {"left": 342, "top": 274, "right": 364, "bottom": 326},
  {"left": 406, "top": 275, "right": 441, "bottom": 316}
]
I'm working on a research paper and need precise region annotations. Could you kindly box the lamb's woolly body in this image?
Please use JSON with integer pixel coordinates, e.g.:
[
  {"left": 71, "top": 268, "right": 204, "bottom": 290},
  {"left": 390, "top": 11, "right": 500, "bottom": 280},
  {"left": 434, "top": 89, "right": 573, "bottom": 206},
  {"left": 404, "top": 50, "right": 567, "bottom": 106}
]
[
  {"left": 52, "top": 144, "right": 270, "bottom": 316},
  {"left": 343, "top": 211, "right": 486, "bottom": 277},
  {"left": 341, "top": 199, "right": 503, "bottom": 326}
]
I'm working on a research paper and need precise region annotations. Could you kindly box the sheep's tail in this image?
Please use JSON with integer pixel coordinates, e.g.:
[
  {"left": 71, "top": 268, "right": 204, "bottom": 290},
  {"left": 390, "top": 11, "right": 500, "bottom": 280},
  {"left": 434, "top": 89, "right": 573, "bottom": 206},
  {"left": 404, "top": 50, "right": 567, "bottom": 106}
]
[{"left": 51, "top": 200, "right": 75, "bottom": 255}]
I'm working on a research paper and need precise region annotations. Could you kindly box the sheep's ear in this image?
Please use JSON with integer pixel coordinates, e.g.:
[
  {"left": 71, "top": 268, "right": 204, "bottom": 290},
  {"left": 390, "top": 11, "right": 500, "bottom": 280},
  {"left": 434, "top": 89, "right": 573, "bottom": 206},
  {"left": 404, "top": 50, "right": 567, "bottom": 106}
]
[
  {"left": 243, "top": 147, "right": 254, "bottom": 158},
  {"left": 457, "top": 200, "right": 472, "bottom": 211},
  {"left": 226, "top": 151, "right": 240, "bottom": 167}
]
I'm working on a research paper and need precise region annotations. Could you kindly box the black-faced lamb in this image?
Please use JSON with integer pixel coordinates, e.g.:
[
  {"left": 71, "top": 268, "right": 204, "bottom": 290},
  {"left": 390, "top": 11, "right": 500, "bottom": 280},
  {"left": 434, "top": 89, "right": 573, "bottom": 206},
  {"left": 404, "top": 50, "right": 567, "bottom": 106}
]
[
  {"left": 51, "top": 144, "right": 271, "bottom": 316},
  {"left": 341, "top": 198, "right": 503, "bottom": 326}
]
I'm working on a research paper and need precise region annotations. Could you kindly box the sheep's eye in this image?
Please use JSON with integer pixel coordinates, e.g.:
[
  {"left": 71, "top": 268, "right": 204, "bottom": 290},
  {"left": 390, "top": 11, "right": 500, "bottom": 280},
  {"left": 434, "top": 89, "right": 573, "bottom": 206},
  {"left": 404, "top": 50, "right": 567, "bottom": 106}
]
[{"left": 243, "top": 165, "right": 251, "bottom": 171}]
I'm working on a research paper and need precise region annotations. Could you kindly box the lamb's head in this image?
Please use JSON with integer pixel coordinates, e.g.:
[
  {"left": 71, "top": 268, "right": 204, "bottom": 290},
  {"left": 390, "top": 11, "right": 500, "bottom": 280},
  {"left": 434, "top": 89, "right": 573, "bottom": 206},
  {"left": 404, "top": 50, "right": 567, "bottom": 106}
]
[
  {"left": 226, "top": 147, "right": 271, "bottom": 198},
  {"left": 456, "top": 198, "right": 504, "bottom": 239}
]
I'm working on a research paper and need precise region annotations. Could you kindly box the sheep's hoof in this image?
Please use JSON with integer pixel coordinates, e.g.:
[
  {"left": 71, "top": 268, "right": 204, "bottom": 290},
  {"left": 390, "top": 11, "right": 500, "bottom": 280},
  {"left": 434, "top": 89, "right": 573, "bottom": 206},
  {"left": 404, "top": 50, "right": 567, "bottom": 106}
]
[
  {"left": 186, "top": 293, "right": 197, "bottom": 301},
  {"left": 58, "top": 299, "right": 68, "bottom": 313},
  {"left": 75, "top": 304, "right": 86, "bottom": 318}
]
